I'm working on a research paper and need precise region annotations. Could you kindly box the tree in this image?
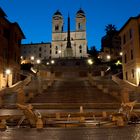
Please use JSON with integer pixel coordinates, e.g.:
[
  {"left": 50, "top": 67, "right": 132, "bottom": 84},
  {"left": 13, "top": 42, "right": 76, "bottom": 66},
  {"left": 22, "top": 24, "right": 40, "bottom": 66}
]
[
  {"left": 105, "top": 24, "right": 117, "bottom": 35},
  {"left": 101, "top": 24, "right": 118, "bottom": 54}
]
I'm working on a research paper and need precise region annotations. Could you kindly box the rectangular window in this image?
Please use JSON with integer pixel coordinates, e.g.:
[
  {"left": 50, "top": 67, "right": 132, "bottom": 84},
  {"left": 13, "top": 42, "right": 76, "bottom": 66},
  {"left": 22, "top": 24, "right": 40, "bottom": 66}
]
[
  {"left": 123, "top": 34, "right": 126, "bottom": 44},
  {"left": 15, "top": 33, "right": 17, "bottom": 43},
  {"left": 124, "top": 54, "right": 127, "bottom": 63},
  {"left": 129, "top": 29, "right": 132, "bottom": 39},
  {"left": 125, "top": 72, "right": 128, "bottom": 80},
  {"left": 56, "top": 51, "right": 58, "bottom": 54},
  {"left": 39, "top": 53, "right": 41, "bottom": 57},
  {"left": 132, "top": 69, "right": 134, "bottom": 78},
  {"left": 131, "top": 49, "right": 133, "bottom": 60},
  {"left": 3, "top": 29, "right": 10, "bottom": 39},
  {"left": 50, "top": 50, "right": 52, "bottom": 54},
  {"left": 39, "top": 47, "right": 42, "bottom": 51},
  {"left": 80, "top": 50, "right": 82, "bottom": 53},
  {"left": 18, "top": 40, "right": 21, "bottom": 48}
]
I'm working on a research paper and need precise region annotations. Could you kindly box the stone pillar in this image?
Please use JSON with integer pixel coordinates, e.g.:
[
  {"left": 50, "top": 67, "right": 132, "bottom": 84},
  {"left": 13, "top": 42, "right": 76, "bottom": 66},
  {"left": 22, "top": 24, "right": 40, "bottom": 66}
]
[
  {"left": 0, "top": 119, "right": 7, "bottom": 129},
  {"left": 36, "top": 118, "right": 43, "bottom": 129},
  {"left": 80, "top": 106, "right": 83, "bottom": 113},
  {"left": 117, "top": 116, "right": 124, "bottom": 127},
  {"left": 102, "top": 111, "right": 107, "bottom": 118},
  {"left": 101, "top": 71, "right": 105, "bottom": 77},
  {"left": 56, "top": 112, "right": 60, "bottom": 119}
]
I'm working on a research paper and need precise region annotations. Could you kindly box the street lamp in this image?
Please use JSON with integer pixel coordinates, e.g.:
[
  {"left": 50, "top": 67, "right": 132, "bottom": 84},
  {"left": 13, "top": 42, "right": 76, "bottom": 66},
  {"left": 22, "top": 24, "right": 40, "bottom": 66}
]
[
  {"left": 58, "top": 50, "right": 61, "bottom": 58},
  {"left": 51, "top": 60, "right": 55, "bottom": 64},
  {"left": 30, "top": 56, "right": 35, "bottom": 64},
  {"left": 87, "top": 59, "right": 93, "bottom": 73},
  {"left": 5, "top": 69, "right": 11, "bottom": 87},
  {"left": 36, "top": 59, "right": 41, "bottom": 64},
  {"left": 50, "top": 60, "right": 55, "bottom": 73},
  {"left": 120, "top": 52, "right": 123, "bottom": 56},
  {"left": 46, "top": 62, "right": 50, "bottom": 65},
  {"left": 36, "top": 59, "right": 41, "bottom": 73},
  {"left": 107, "top": 55, "right": 111, "bottom": 61}
]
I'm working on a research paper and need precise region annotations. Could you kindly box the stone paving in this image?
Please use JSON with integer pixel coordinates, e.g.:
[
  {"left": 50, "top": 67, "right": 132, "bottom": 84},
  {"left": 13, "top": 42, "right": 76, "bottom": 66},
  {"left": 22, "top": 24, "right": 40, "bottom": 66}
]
[
  {"left": 0, "top": 126, "right": 140, "bottom": 140},
  {"left": 30, "top": 79, "right": 118, "bottom": 103}
]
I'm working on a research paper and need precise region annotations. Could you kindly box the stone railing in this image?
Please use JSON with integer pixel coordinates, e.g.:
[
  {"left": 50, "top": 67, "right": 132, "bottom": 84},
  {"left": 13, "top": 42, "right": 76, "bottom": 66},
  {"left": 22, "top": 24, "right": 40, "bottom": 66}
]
[
  {"left": 6, "top": 75, "right": 32, "bottom": 93},
  {"left": 112, "top": 73, "right": 136, "bottom": 91},
  {"left": 88, "top": 73, "right": 122, "bottom": 102}
]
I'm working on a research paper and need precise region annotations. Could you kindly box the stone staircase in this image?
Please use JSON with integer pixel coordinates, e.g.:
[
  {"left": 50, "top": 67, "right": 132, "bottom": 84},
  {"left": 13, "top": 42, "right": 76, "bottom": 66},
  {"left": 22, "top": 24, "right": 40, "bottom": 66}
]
[{"left": 88, "top": 74, "right": 123, "bottom": 102}]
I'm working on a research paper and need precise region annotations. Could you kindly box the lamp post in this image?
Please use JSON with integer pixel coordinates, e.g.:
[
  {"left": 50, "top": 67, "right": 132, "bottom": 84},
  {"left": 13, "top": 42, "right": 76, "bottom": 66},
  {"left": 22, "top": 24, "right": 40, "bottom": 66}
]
[
  {"left": 120, "top": 52, "right": 123, "bottom": 56},
  {"left": 58, "top": 50, "right": 61, "bottom": 58},
  {"left": 30, "top": 56, "right": 35, "bottom": 64},
  {"left": 87, "top": 59, "right": 93, "bottom": 73},
  {"left": 36, "top": 59, "right": 41, "bottom": 73},
  {"left": 107, "top": 55, "right": 111, "bottom": 61},
  {"left": 51, "top": 60, "right": 55, "bottom": 73},
  {"left": 6, "top": 69, "right": 11, "bottom": 87}
]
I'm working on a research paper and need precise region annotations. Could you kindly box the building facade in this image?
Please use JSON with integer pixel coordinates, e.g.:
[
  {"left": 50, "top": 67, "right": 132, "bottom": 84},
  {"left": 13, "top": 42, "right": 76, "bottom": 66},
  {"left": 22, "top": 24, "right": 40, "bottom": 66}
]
[
  {"left": 51, "top": 9, "right": 88, "bottom": 58},
  {"left": 0, "top": 8, "right": 25, "bottom": 89},
  {"left": 119, "top": 15, "right": 140, "bottom": 85},
  {"left": 21, "top": 42, "right": 51, "bottom": 64}
]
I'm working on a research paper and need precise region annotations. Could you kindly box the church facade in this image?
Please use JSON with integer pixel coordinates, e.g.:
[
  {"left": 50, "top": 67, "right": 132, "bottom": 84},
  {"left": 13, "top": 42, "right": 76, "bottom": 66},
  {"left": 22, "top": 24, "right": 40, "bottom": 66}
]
[{"left": 51, "top": 9, "right": 88, "bottom": 58}]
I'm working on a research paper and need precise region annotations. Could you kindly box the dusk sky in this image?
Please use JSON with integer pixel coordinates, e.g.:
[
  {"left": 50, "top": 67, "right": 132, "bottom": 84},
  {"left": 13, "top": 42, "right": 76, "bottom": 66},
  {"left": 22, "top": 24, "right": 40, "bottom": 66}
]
[{"left": 0, "top": 0, "right": 140, "bottom": 50}]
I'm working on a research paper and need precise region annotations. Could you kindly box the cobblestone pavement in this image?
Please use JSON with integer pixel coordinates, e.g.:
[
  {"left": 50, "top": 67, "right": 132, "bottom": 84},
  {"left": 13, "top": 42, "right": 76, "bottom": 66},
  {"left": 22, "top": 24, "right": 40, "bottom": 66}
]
[
  {"left": 30, "top": 79, "right": 118, "bottom": 103},
  {"left": 0, "top": 126, "right": 140, "bottom": 140}
]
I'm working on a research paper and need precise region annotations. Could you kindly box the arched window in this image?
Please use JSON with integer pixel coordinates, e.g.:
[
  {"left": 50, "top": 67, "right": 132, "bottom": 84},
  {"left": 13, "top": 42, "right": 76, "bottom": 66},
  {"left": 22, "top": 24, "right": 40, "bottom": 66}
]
[
  {"left": 55, "top": 25, "right": 59, "bottom": 31},
  {"left": 79, "top": 45, "right": 82, "bottom": 49},
  {"left": 62, "top": 26, "right": 63, "bottom": 31},
  {"left": 79, "top": 45, "right": 82, "bottom": 53},
  {"left": 78, "top": 23, "right": 82, "bottom": 30}
]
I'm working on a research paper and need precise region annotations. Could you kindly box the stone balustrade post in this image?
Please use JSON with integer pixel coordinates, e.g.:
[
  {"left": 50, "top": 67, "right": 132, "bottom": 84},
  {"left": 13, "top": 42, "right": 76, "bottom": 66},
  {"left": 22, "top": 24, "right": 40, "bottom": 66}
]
[{"left": 101, "top": 71, "right": 105, "bottom": 77}]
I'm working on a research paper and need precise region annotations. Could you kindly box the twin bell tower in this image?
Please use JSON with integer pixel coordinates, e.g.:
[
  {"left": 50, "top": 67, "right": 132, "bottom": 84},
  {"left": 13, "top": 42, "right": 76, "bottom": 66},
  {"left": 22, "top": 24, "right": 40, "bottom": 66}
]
[{"left": 51, "top": 9, "right": 87, "bottom": 58}]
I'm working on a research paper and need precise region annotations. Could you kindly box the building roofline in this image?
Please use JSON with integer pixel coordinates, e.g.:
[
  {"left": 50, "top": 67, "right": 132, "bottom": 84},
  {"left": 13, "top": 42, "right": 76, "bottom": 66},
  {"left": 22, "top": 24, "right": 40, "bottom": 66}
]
[
  {"left": 22, "top": 42, "right": 51, "bottom": 45},
  {"left": 0, "top": 7, "right": 7, "bottom": 17},
  {"left": 12, "top": 22, "right": 26, "bottom": 39},
  {"left": 119, "top": 14, "right": 140, "bottom": 33}
]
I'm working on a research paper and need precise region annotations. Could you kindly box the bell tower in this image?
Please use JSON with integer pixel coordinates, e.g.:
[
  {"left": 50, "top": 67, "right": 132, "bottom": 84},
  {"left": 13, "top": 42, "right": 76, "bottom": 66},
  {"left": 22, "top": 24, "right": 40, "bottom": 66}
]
[
  {"left": 52, "top": 10, "right": 63, "bottom": 33},
  {"left": 76, "top": 8, "right": 86, "bottom": 31}
]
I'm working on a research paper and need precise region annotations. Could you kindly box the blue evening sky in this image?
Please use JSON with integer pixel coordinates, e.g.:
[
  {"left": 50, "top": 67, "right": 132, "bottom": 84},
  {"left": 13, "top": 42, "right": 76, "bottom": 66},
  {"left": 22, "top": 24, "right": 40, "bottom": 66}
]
[{"left": 0, "top": 0, "right": 140, "bottom": 50}]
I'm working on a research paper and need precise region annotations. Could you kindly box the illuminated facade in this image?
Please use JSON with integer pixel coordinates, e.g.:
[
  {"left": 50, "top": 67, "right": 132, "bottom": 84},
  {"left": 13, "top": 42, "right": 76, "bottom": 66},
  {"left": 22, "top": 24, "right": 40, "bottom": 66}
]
[
  {"left": 119, "top": 15, "right": 140, "bottom": 85},
  {"left": 51, "top": 9, "right": 88, "bottom": 58},
  {"left": 21, "top": 42, "right": 51, "bottom": 64},
  {"left": 0, "top": 8, "right": 25, "bottom": 89}
]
